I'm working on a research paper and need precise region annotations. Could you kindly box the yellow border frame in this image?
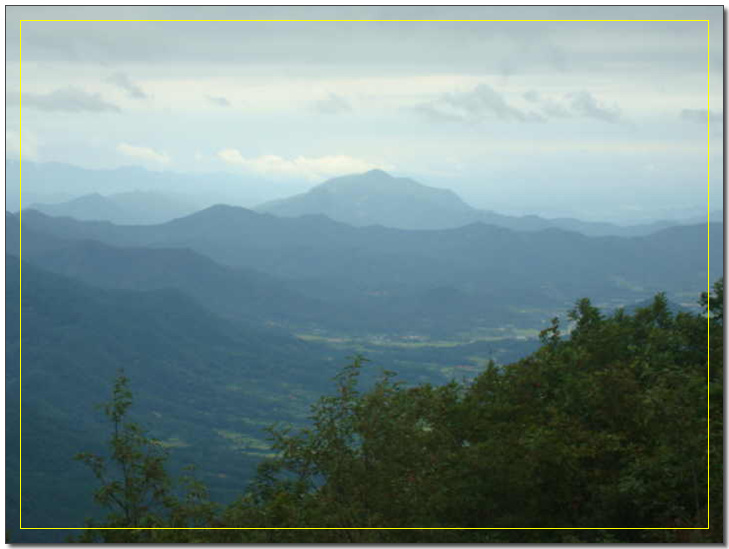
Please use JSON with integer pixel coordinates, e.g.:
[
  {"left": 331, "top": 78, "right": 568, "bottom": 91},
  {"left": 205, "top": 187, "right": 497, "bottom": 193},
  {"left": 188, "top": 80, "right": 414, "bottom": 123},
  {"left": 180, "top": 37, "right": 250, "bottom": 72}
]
[{"left": 17, "top": 17, "right": 713, "bottom": 533}]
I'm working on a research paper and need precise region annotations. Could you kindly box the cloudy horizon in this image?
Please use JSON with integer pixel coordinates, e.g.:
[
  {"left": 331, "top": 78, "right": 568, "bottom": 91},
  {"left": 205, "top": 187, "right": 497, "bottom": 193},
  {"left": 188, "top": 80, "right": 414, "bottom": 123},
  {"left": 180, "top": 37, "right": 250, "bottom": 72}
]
[{"left": 5, "top": 5, "right": 723, "bottom": 223}]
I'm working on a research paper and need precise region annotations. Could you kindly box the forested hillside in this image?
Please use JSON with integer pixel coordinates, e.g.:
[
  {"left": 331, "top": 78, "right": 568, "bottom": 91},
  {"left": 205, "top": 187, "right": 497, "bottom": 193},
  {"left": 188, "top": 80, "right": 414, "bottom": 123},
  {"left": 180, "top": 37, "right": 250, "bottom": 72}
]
[
  {"left": 69, "top": 281, "right": 722, "bottom": 542},
  {"left": 5, "top": 256, "right": 342, "bottom": 540}
]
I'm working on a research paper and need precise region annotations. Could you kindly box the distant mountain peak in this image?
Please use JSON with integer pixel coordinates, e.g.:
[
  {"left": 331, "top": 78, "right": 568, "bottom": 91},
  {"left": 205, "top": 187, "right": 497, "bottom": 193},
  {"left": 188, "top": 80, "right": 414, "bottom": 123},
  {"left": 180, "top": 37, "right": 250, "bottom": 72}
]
[
  {"left": 313, "top": 170, "right": 403, "bottom": 192},
  {"left": 362, "top": 168, "right": 391, "bottom": 178},
  {"left": 178, "top": 203, "right": 259, "bottom": 222},
  {"left": 201, "top": 203, "right": 252, "bottom": 214},
  {"left": 256, "top": 170, "right": 475, "bottom": 229},
  {"left": 308, "top": 170, "right": 467, "bottom": 202}
]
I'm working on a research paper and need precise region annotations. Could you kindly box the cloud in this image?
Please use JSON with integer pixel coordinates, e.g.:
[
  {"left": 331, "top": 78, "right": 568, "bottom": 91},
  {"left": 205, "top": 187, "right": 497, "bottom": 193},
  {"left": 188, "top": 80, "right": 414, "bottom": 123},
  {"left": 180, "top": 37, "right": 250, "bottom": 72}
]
[
  {"left": 10, "top": 7, "right": 713, "bottom": 88},
  {"left": 6, "top": 91, "right": 20, "bottom": 108},
  {"left": 216, "top": 150, "right": 383, "bottom": 181},
  {"left": 568, "top": 91, "right": 620, "bottom": 123},
  {"left": 680, "top": 109, "right": 723, "bottom": 125},
  {"left": 6, "top": 129, "right": 39, "bottom": 160},
  {"left": 523, "top": 90, "right": 540, "bottom": 103},
  {"left": 414, "top": 84, "right": 543, "bottom": 124},
  {"left": 22, "top": 87, "right": 121, "bottom": 113},
  {"left": 117, "top": 143, "right": 170, "bottom": 165},
  {"left": 523, "top": 90, "right": 572, "bottom": 118},
  {"left": 444, "top": 84, "right": 532, "bottom": 122},
  {"left": 107, "top": 72, "right": 147, "bottom": 99},
  {"left": 540, "top": 98, "right": 572, "bottom": 118},
  {"left": 498, "top": 56, "right": 518, "bottom": 78},
  {"left": 417, "top": 84, "right": 623, "bottom": 126},
  {"left": 217, "top": 148, "right": 246, "bottom": 164},
  {"left": 312, "top": 93, "right": 352, "bottom": 115},
  {"left": 411, "top": 103, "right": 466, "bottom": 124},
  {"left": 526, "top": 90, "right": 622, "bottom": 123},
  {"left": 206, "top": 95, "right": 231, "bottom": 107}
]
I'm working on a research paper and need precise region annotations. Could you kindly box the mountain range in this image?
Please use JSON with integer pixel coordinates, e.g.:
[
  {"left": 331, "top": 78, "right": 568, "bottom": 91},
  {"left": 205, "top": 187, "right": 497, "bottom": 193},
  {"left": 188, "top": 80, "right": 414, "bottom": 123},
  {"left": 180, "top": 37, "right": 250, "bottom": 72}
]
[
  {"left": 14, "top": 204, "right": 721, "bottom": 338},
  {"left": 256, "top": 169, "right": 713, "bottom": 236},
  {"left": 7, "top": 213, "right": 328, "bottom": 329},
  {"left": 6, "top": 160, "right": 289, "bottom": 218},
  {"left": 11, "top": 162, "right": 720, "bottom": 236},
  {"left": 6, "top": 211, "right": 528, "bottom": 336}
]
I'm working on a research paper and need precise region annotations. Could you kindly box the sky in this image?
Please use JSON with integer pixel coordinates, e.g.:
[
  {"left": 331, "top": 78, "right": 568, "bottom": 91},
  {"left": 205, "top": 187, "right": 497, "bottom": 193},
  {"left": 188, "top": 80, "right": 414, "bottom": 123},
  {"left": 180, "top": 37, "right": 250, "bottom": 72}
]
[{"left": 5, "top": 5, "right": 724, "bottom": 222}]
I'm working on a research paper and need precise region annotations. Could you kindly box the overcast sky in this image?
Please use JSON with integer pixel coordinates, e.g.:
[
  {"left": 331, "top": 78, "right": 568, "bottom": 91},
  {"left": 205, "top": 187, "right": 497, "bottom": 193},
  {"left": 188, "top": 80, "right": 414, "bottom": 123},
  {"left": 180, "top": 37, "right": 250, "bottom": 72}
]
[{"left": 5, "top": 5, "right": 723, "bottom": 222}]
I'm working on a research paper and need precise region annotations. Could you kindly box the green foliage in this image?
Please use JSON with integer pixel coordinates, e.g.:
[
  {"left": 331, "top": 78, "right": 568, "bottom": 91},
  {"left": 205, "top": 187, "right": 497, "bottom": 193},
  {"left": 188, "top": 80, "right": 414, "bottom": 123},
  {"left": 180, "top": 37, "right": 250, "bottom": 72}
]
[
  {"left": 75, "top": 283, "right": 722, "bottom": 543},
  {"left": 71, "top": 372, "right": 217, "bottom": 542},
  {"left": 702, "top": 278, "right": 723, "bottom": 539},
  {"left": 702, "top": 278, "right": 724, "bottom": 327}
]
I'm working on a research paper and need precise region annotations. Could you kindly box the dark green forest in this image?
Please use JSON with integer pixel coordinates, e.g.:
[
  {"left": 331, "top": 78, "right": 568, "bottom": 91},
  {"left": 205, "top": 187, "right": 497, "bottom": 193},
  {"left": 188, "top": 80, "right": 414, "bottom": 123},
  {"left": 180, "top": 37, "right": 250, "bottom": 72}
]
[{"left": 69, "top": 280, "right": 723, "bottom": 543}]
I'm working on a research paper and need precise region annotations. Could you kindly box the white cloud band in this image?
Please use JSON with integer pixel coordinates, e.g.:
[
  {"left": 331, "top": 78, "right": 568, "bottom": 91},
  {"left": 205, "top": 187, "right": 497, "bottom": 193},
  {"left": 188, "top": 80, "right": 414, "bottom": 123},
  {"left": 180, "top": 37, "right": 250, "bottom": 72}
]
[
  {"left": 216, "top": 150, "right": 384, "bottom": 180},
  {"left": 117, "top": 143, "right": 170, "bottom": 165}
]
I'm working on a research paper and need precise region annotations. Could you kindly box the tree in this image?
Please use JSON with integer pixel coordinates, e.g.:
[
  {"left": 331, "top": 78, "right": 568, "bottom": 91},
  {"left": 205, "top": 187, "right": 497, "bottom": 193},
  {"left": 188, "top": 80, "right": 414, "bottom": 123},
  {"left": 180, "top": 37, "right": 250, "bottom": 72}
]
[
  {"left": 702, "top": 278, "right": 724, "bottom": 538},
  {"left": 73, "top": 371, "right": 216, "bottom": 542}
]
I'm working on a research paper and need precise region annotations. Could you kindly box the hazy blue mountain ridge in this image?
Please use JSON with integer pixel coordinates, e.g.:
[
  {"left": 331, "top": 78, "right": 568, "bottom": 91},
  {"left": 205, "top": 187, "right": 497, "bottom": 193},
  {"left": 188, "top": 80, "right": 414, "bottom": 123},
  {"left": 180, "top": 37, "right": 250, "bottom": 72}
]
[
  {"left": 10, "top": 161, "right": 716, "bottom": 236},
  {"left": 27, "top": 191, "right": 199, "bottom": 225},
  {"left": 7, "top": 211, "right": 525, "bottom": 336},
  {"left": 6, "top": 160, "right": 286, "bottom": 216},
  {"left": 256, "top": 169, "right": 702, "bottom": 236},
  {"left": 6, "top": 212, "right": 331, "bottom": 329},
  {"left": 16, "top": 207, "right": 721, "bottom": 332}
]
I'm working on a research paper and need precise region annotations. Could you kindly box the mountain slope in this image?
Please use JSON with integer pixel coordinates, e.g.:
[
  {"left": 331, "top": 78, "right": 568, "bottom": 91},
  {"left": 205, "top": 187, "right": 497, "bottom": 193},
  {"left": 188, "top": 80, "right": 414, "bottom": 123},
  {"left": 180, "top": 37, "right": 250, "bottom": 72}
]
[{"left": 6, "top": 255, "right": 343, "bottom": 539}]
